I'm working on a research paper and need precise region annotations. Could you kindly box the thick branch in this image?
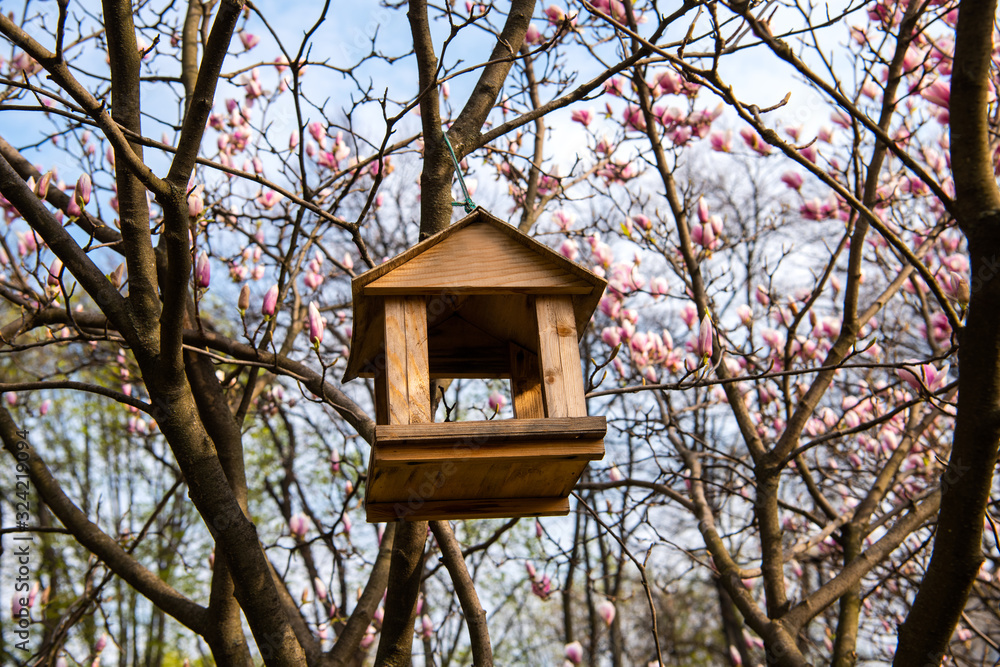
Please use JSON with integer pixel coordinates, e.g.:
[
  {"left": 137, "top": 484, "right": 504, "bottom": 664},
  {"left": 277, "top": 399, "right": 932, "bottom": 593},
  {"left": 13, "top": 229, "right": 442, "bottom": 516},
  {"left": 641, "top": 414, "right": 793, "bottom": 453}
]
[{"left": 429, "top": 522, "right": 492, "bottom": 666}]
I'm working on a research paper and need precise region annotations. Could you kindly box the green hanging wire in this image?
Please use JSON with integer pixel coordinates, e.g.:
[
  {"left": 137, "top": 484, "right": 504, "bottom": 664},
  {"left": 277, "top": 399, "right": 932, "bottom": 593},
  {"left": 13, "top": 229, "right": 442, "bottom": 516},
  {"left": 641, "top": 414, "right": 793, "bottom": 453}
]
[{"left": 443, "top": 131, "right": 477, "bottom": 214}]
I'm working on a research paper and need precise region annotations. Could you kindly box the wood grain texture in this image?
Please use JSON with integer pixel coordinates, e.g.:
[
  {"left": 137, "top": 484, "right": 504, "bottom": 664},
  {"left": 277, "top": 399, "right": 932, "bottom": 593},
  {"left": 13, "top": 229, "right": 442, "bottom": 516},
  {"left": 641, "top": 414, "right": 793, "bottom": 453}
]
[
  {"left": 509, "top": 343, "right": 544, "bottom": 419},
  {"left": 366, "top": 417, "right": 605, "bottom": 521},
  {"left": 535, "top": 295, "right": 587, "bottom": 418},
  {"left": 366, "top": 497, "right": 570, "bottom": 522},
  {"left": 366, "top": 223, "right": 593, "bottom": 294},
  {"left": 383, "top": 297, "right": 430, "bottom": 424},
  {"left": 403, "top": 297, "right": 430, "bottom": 423},
  {"left": 383, "top": 298, "right": 410, "bottom": 426},
  {"left": 376, "top": 416, "right": 606, "bottom": 444}
]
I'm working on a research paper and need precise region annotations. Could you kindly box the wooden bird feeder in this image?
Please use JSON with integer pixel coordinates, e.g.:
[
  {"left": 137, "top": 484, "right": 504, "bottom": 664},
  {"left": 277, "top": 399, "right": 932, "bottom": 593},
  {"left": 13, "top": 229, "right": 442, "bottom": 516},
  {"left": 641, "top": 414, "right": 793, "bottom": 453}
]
[{"left": 344, "top": 209, "right": 608, "bottom": 522}]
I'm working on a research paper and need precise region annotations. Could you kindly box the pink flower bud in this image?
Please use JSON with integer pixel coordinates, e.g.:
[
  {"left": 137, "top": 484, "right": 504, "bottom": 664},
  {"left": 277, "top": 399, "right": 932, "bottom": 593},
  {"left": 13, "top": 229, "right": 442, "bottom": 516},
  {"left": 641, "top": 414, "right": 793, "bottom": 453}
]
[
  {"left": 36, "top": 171, "right": 53, "bottom": 198},
  {"left": 488, "top": 391, "right": 507, "bottom": 412},
  {"left": 94, "top": 633, "right": 108, "bottom": 653},
  {"left": 74, "top": 174, "right": 92, "bottom": 208},
  {"left": 48, "top": 258, "right": 62, "bottom": 286},
  {"left": 314, "top": 577, "right": 328, "bottom": 601},
  {"left": 289, "top": 513, "right": 310, "bottom": 540},
  {"left": 695, "top": 314, "right": 714, "bottom": 361},
  {"left": 308, "top": 301, "right": 325, "bottom": 346},
  {"left": 238, "top": 284, "right": 250, "bottom": 314},
  {"left": 564, "top": 641, "right": 583, "bottom": 665},
  {"left": 597, "top": 599, "right": 616, "bottom": 626},
  {"left": 195, "top": 252, "right": 211, "bottom": 289},
  {"left": 420, "top": 614, "right": 433, "bottom": 639},
  {"left": 262, "top": 284, "right": 279, "bottom": 317}
]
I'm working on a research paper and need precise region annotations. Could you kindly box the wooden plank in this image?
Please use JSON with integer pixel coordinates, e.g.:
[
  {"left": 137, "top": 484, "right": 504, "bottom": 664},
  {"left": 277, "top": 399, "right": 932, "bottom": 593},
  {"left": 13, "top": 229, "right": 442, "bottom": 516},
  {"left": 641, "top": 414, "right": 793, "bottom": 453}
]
[
  {"left": 383, "top": 297, "right": 430, "bottom": 424},
  {"left": 535, "top": 296, "right": 588, "bottom": 418},
  {"left": 383, "top": 298, "right": 410, "bottom": 426},
  {"left": 509, "top": 343, "right": 544, "bottom": 419},
  {"left": 375, "top": 439, "right": 605, "bottom": 464},
  {"left": 403, "top": 296, "right": 430, "bottom": 424},
  {"left": 365, "top": 223, "right": 595, "bottom": 294},
  {"left": 366, "top": 496, "right": 570, "bottom": 522},
  {"left": 367, "top": 457, "right": 592, "bottom": 502},
  {"left": 376, "top": 416, "right": 607, "bottom": 444}
]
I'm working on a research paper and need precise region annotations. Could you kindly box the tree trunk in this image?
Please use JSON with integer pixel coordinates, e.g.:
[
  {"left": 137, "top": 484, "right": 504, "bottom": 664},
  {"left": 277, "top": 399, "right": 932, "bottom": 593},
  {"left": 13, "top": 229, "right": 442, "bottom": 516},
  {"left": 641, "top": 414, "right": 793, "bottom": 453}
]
[{"left": 895, "top": 0, "right": 1000, "bottom": 662}]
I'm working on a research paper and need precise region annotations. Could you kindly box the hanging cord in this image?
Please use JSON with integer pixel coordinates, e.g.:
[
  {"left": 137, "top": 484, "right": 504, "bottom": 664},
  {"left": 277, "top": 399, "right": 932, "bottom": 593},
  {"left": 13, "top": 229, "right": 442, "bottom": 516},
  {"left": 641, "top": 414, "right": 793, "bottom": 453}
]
[{"left": 443, "top": 131, "right": 477, "bottom": 214}]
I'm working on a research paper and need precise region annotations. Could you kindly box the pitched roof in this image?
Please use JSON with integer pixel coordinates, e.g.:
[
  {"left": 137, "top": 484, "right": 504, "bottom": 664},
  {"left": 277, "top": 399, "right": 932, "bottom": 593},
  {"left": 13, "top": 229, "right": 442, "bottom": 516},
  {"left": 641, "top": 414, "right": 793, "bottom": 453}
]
[{"left": 343, "top": 208, "right": 607, "bottom": 381}]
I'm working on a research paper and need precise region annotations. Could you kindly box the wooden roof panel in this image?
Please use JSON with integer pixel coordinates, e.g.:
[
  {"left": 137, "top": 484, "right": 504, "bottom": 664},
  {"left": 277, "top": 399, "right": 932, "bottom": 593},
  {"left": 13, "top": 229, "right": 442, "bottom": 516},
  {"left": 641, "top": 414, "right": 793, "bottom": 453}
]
[{"left": 365, "top": 223, "right": 593, "bottom": 294}]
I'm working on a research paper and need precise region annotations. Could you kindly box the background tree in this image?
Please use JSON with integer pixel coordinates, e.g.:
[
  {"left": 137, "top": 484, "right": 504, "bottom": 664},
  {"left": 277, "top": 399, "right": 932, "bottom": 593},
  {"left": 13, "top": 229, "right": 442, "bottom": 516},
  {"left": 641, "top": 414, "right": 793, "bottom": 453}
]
[{"left": 1, "top": 0, "right": 998, "bottom": 665}]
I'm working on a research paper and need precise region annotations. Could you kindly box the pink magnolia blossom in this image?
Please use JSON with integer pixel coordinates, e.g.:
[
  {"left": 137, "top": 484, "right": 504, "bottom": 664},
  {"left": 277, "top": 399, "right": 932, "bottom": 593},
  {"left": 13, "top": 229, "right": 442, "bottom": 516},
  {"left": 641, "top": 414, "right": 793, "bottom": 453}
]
[
  {"left": 530, "top": 573, "right": 552, "bottom": 599},
  {"left": 922, "top": 79, "right": 950, "bottom": 109},
  {"left": 48, "top": 258, "right": 62, "bottom": 286},
  {"left": 623, "top": 105, "right": 646, "bottom": 132},
  {"left": 256, "top": 189, "right": 283, "bottom": 210},
  {"left": 571, "top": 108, "right": 595, "bottom": 126},
  {"left": 545, "top": 4, "right": 566, "bottom": 24},
  {"left": 488, "top": 391, "right": 507, "bottom": 412},
  {"left": 262, "top": 284, "right": 279, "bottom": 317},
  {"left": 308, "top": 301, "right": 325, "bottom": 346},
  {"left": 524, "top": 24, "right": 543, "bottom": 44},
  {"left": 420, "top": 614, "right": 433, "bottom": 639},
  {"left": 289, "top": 513, "right": 310, "bottom": 540},
  {"left": 695, "top": 315, "right": 714, "bottom": 361},
  {"left": 781, "top": 171, "right": 803, "bottom": 190},
  {"left": 35, "top": 171, "right": 53, "bottom": 198},
  {"left": 314, "top": 577, "right": 328, "bottom": 601},
  {"left": 559, "top": 239, "right": 579, "bottom": 261},
  {"left": 73, "top": 173, "right": 92, "bottom": 210},
  {"left": 597, "top": 599, "right": 616, "bottom": 626},
  {"left": 553, "top": 209, "right": 576, "bottom": 231},
  {"left": 709, "top": 129, "right": 732, "bottom": 152},
  {"left": 897, "top": 362, "right": 950, "bottom": 394},
  {"left": 740, "top": 128, "right": 771, "bottom": 156},
  {"left": 240, "top": 32, "right": 260, "bottom": 50},
  {"left": 187, "top": 185, "right": 205, "bottom": 218},
  {"left": 194, "top": 252, "right": 210, "bottom": 289},
  {"left": 565, "top": 641, "right": 584, "bottom": 665}
]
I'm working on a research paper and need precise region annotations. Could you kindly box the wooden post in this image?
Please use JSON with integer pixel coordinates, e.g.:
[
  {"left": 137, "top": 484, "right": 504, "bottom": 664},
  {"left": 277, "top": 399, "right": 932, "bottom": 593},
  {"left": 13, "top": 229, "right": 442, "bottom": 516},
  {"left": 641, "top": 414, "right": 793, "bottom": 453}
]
[
  {"left": 509, "top": 342, "right": 544, "bottom": 419},
  {"left": 383, "top": 296, "right": 430, "bottom": 425},
  {"left": 535, "top": 295, "right": 587, "bottom": 418}
]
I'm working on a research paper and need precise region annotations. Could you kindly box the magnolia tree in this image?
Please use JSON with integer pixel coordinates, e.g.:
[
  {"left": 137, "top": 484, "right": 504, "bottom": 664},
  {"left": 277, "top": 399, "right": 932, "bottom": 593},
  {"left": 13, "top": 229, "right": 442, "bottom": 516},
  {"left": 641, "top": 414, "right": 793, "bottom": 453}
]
[{"left": 1, "top": 0, "right": 998, "bottom": 665}]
